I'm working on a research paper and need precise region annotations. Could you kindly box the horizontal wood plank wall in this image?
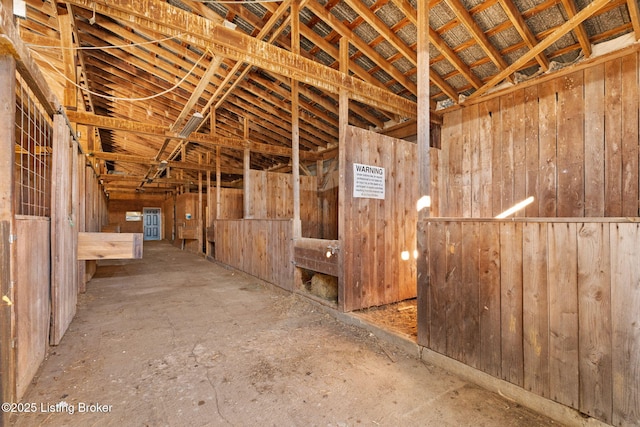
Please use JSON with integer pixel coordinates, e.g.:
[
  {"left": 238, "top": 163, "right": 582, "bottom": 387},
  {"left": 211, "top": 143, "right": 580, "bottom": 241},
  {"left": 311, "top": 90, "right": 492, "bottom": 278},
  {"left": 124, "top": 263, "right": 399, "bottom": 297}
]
[
  {"left": 342, "top": 126, "right": 417, "bottom": 311},
  {"left": 436, "top": 51, "right": 640, "bottom": 218},
  {"left": 214, "top": 219, "right": 294, "bottom": 291},
  {"left": 14, "top": 217, "right": 50, "bottom": 400},
  {"left": 419, "top": 219, "right": 639, "bottom": 426},
  {"left": 50, "top": 115, "right": 78, "bottom": 346}
]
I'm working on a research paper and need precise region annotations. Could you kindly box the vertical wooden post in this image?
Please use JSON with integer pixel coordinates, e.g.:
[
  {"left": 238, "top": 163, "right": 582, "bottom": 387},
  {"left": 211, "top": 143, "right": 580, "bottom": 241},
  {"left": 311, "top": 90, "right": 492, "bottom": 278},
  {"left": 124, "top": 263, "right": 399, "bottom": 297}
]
[
  {"left": 206, "top": 151, "right": 211, "bottom": 258},
  {"left": 316, "top": 158, "right": 324, "bottom": 238},
  {"left": 243, "top": 117, "right": 251, "bottom": 219},
  {"left": 198, "top": 153, "right": 203, "bottom": 254},
  {"left": 0, "top": 54, "right": 17, "bottom": 417},
  {"left": 291, "top": 0, "right": 301, "bottom": 239},
  {"left": 416, "top": 2, "right": 432, "bottom": 346},
  {"left": 337, "top": 37, "right": 350, "bottom": 312}
]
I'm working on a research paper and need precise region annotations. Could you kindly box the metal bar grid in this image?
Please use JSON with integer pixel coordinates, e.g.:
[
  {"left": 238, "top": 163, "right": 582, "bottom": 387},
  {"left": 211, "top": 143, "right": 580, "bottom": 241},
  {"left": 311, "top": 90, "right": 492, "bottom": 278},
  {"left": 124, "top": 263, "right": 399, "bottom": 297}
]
[{"left": 14, "top": 72, "right": 53, "bottom": 217}]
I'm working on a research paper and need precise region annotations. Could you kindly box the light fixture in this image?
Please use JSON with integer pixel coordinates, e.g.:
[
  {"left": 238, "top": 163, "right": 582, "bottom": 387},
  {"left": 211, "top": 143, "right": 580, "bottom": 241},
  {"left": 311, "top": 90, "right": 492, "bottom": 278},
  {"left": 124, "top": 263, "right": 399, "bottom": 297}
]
[
  {"left": 179, "top": 112, "right": 204, "bottom": 138},
  {"left": 223, "top": 19, "right": 237, "bottom": 30},
  {"left": 158, "top": 160, "right": 168, "bottom": 171}
]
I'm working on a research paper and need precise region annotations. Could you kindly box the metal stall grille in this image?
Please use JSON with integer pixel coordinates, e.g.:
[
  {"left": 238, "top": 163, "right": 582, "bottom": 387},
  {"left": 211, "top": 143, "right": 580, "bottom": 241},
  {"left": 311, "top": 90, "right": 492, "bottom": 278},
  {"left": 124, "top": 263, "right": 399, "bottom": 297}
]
[{"left": 15, "top": 72, "right": 53, "bottom": 217}]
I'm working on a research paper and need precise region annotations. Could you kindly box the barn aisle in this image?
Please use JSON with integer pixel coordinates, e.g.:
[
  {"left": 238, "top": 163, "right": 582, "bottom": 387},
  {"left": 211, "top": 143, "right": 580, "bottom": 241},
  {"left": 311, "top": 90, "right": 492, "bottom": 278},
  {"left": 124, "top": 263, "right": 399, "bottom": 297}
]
[{"left": 12, "top": 241, "right": 553, "bottom": 426}]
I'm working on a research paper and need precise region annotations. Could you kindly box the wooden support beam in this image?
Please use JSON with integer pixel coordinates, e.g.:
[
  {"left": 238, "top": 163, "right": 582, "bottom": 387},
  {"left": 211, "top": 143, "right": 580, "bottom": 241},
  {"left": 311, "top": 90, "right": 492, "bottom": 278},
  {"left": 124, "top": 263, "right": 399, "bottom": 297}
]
[
  {"left": 443, "top": 0, "right": 514, "bottom": 82},
  {"left": 498, "top": 0, "right": 550, "bottom": 70},
  {"left": 467, "top": 0, "right": 613, "bottom": 100},
  {"left": 57, "top": 11, "right": 78, "bottom": 110},
  {"left": 560, "top": 0, "right": 593, "bottom": 57},
  {"left": 243, "top": 118, "right": 251, "bottom": 219},
  {"left": 292, "top": 0, "right": 301, "bottom": 239},
  {"left": 417, "top": 0, "right": 431, "bottom": 219},
  {"left": 88, "top": 151, "right": 243, "bottom": 174},
  {"left": 0, "top": 54, "right": 17, "bottom": 417},
  {"left": 66, "top": 110, "right": 324, "bottom": 161},
  {"left": 64, "top": 0, "right": 417, "bottom": 119},
  {"left": 627, "top": 0, "right": 640, "bottom": 40}
]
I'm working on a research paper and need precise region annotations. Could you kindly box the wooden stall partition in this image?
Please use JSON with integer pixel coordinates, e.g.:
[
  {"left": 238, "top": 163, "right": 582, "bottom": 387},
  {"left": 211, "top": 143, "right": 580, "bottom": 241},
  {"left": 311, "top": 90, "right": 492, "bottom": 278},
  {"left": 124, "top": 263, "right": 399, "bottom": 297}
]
[
  {"left": 14, "top": 217, "right": 50, "bottom": 399},
  {"left": 339, "top": 126, "right": 418, "bottom": 311},
  {"left": 50, "top": 115, "right": 78, "bottom": 346},
  {"left": 418, "top": 218, "right": 640, "bottom": 426},
  {"left": 214, "top": 219, "right": 294, "bottom": 291},
  {"left": 319, "top": 168, "right": 339, "bottom": 240},
  {"left": 245, "top": 170, "right": 320, "bottom": 238},
  {"left": 436, "top": 50, "right": 640, "bottom": 219},
  {"left": 174, "top": 193, "right": 203, "bottom": 254}
]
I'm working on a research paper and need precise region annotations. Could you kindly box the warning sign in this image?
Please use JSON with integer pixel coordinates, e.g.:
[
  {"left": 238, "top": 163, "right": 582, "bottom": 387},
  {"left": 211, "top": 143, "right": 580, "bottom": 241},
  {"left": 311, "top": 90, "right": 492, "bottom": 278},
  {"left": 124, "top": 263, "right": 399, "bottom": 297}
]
[{"left": 353, "top": 163, "right": 385, "bottom": 200}]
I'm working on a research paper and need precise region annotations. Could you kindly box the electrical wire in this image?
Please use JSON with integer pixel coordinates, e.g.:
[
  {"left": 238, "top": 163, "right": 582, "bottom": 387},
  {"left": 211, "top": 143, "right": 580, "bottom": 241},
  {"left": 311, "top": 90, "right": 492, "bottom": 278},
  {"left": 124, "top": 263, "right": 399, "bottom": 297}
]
[{"left": 29, "top": 48, "right": 211, "bottom": 102}]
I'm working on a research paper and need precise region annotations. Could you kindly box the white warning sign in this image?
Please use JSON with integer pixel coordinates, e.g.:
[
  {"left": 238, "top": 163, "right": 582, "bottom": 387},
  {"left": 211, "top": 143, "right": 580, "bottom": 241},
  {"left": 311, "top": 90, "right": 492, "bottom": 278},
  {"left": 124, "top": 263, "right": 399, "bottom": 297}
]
[{"left": 353, "top": 163, "right": 385, "bottom": 200}]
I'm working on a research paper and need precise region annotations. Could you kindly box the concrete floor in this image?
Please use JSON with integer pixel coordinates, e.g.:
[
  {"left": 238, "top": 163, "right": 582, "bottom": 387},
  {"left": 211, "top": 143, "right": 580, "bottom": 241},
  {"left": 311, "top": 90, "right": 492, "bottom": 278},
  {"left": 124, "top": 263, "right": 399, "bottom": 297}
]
[{"left": 12, "top": 241, "right": 556, "bottom": 426}]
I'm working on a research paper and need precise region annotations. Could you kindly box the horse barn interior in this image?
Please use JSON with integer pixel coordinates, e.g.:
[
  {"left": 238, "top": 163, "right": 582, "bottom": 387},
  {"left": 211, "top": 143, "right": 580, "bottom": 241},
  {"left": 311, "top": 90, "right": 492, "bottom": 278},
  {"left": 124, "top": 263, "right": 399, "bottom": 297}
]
[{"left": 1, "top": 0, "right": 640, "bottom": 424}]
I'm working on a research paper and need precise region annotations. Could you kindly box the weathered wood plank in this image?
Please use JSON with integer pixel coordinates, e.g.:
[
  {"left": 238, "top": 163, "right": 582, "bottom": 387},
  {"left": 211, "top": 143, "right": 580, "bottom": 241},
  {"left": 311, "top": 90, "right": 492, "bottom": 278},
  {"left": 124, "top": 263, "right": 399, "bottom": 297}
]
[
  {"left": 416, "top": 220, "right": 430, "bottom": 347},
  {"left": 293, "top": 238, "right": 340, "bottom": 277},
  {"left": 522, "top": 222, "right": 549, "bottom": 397},
  {"left": 512, "top": 89, "right": 527, "bottom": 217},
  {"left": 604, "top": 59, "right": 623, "bottom": 217},
  {"left": 620, "top": 53, "right": 639, "bottom": 217},
  {"left": 428, "top": 220, "right": 448, "bottom": 354},
  {"left": 577, "top": 222, "right": 612, "bottom": 423},
  {"left": 556, "top": 72, "right": 585, "bottom": 217},
  {"left": 584, "top": 63, "right": 606, "bottom": 217},
  {"left": 524, "top": 86, "right": 540, "bottom": 216},
  {"left": 538, "top": 78, "right": 557, "bottom": 217},
  {"left": 500, "top": 222, "right": 524, "bottom": 386},
  {"left": 611, "top": 223, "right": 640, "bottom": 426},
  {"left": 478, "top": 221, "right": 501, "bottom": 377},
  {"left": 500, "top": 92, "right": 515, "bottom": 215},
  {"left": 445, "top": 221, "right": 464, "bottom": 362},
  {"left": 548, "top": 222, "right": 579, "bottom": 408},
  {"left": 461, "top": 222, "right": 480, "bottom": 368},
  {"left": 15, "top": 218, "right": 50, "bottom": 399},
  {"left": 77, "top": 232, "right": 143, "bottom": 260}
]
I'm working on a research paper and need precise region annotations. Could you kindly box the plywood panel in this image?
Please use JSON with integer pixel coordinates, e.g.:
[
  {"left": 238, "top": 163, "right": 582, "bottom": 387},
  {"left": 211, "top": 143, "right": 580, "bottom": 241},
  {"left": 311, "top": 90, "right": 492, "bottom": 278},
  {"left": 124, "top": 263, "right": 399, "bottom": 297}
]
[
  {"left": 611, "top": 223, "right": 640, "bottom": 426},
  {"left": 15, "top": 217, "right": 50, "bottom": 399},
  {"left": 577, "top": 222, "right": 612, "bottom": 423},
  {"left": 522, "top": 222, "right": 549, "bottom": 397},
  {"left": 548, "top": 222, "right": 579, "bottom": 408}
]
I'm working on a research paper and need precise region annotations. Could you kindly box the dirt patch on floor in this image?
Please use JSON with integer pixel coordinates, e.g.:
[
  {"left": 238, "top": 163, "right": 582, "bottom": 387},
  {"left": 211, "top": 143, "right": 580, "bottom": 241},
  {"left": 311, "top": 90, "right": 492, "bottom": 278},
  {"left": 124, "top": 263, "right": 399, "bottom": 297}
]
[{"left": 355, "top": 299, "right": 417, "bottom": 340}]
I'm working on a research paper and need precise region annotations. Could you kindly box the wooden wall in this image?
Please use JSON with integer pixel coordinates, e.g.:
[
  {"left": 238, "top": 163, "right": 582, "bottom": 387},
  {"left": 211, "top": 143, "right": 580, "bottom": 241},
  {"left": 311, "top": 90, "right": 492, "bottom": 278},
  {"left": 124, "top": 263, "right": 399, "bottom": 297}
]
[
  {"left": 174, "top": 192, "right": 203, "bottom": 253},
  {"left": 107, "top": 194, "right": 165, "bottom": 233},
  {"left": 14, "top": 217, "right": 49, "bottom": 399},
  {"left": 208, "top": 187, "right": 243, "bottom": 220},
  {"left": 214, "top": 219, "right": 294, "bottom": 291},
  {"left": 341, "top": 126, "right": 418, "bottom": 311},
  {"left": 435, "top": 51, "right": 639, "bottom": 219},
  {"left": 246, "top": 170, "right": 320, "bottom": 238},
  {"left": 418, "top": 49, "right": 640, "bottom": 427},
  {"left": 319, "top": 169, "right": 338, "bottom": 240},
  {"left": 419, "top": 218, "right": 639, "bottom": 426}
]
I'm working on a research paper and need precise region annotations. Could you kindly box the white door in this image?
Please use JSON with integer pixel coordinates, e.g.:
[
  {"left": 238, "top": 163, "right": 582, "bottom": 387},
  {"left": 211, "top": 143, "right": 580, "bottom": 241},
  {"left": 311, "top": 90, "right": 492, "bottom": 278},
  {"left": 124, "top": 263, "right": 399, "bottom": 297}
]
[{"left": 143, "top": 208, "right": 161, "bottom": 241}]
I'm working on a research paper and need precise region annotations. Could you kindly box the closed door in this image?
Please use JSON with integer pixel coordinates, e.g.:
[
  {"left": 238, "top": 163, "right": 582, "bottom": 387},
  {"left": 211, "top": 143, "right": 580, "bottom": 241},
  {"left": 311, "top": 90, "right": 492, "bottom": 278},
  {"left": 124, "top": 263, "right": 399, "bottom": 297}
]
[{"left": 143, "top": 208, "right": 161, "bottom": 241}]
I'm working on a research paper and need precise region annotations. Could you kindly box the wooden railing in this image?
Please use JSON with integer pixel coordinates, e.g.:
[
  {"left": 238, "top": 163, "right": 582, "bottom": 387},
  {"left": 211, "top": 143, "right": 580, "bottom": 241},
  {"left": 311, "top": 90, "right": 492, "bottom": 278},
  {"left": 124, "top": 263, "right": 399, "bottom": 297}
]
[{"left": 417, "top": 218, "right": 640, "bottom": 426}]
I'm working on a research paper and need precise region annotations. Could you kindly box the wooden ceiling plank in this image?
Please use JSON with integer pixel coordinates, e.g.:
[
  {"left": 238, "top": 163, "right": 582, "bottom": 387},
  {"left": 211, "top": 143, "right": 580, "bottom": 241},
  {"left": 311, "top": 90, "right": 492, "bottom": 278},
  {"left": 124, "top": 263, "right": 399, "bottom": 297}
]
[
  {"left": 560, "top": 0, "right": 593, "bottom": 57},
  {"left": 468, "top": 0, "right": 614, "bottom": 100}
]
